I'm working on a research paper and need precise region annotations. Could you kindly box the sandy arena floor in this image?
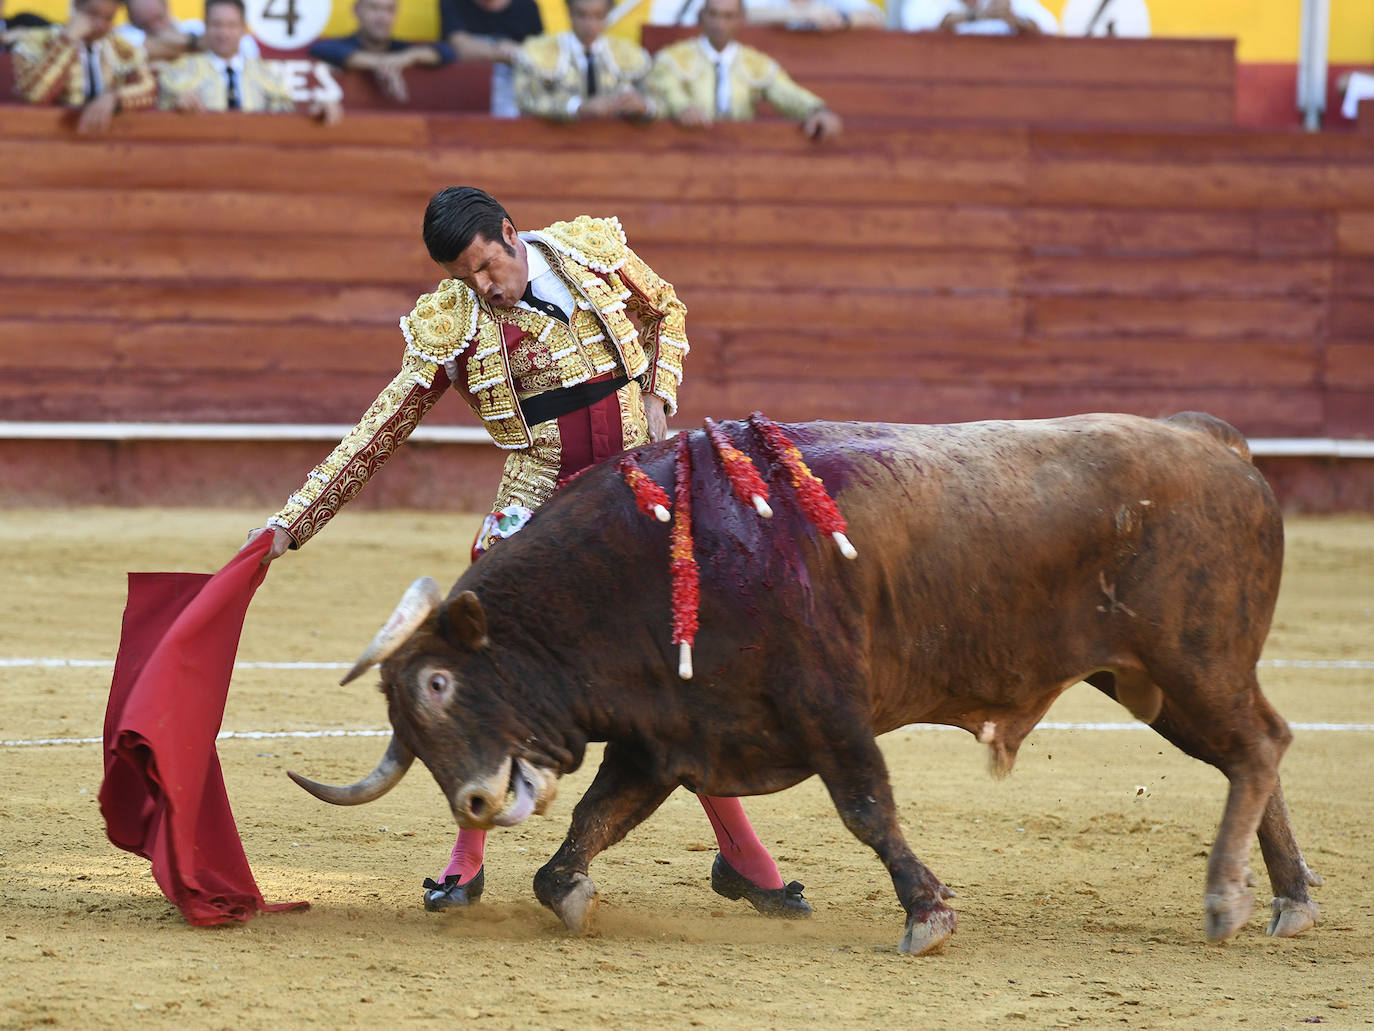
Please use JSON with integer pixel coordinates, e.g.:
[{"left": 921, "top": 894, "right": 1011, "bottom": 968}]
[{"left": 1, "top": 508, "right": 1371, "bottom": 1030}]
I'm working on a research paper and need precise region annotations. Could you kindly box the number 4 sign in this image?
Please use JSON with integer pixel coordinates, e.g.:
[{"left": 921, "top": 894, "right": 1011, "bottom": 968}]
[{"left": 246, "top": 0, "right": 333, "bottom": 52}]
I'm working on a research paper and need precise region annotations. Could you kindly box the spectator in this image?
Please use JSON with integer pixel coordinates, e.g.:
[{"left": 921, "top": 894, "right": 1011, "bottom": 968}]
[
  {"left": 439, "top": 0, "right": 543, "bottom": 117},
  {"left": 8, "top": 0, "right": 155, "bottom": 134},
  {"left": 514, "top": 0, "right": 652, "bottom": 122},
  {"left": 159, "top": 0, "right": 342, "bottom": 123},
  {"left": 649, "top": 0, "right": 842, "bottom": 142},
  {"left": 1, "top": 11, "right": 46, "bottom": 51},
  {"left": 2, "top": 10, "right": 48, "bottom": 33},
  {"left": 117, "top": 0, "right": 259, "bottom": 65},
  {"left": 745, "top": 0, "right": 884, "bottom": 31},
  {"left": 648, "top": 0, "right": 881, "bottom": 29},
  {"left": 310, "top": 0, "right": 455, "bottom": 104},
  {"left": 899, "top": 0, "right": 1057, "bottom": 35}
]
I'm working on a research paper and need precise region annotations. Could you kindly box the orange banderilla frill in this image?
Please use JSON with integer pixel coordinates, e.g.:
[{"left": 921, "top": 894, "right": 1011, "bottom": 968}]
[
  {"left": 616, "top": 416, "right": 857, "bottom": 681},
  {"left": 748, "top": 412, "right": 858, "bottom": 560},
  {"left": 669, "top": 431, "right": 699, "bottom": 680},
  {"left": 703, "top": 416, "right": 772, "bottom": 518}
]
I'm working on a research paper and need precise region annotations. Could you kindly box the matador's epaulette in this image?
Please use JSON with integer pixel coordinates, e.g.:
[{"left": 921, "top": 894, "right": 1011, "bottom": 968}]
[
  {"left": 736, "top": 46, "right": 781, "bottom": 87},
  {"left": 399, "top": 279, "right": 480, "bottom": 384},
  {"left": 536, "top": 215, "right": 630, "bottom": 276},
  {"left": 519, "top": 34, "right": 562, "bottom": 75},
  {"left": 606, "top": 36, "right": 652, "bottom": 77}
]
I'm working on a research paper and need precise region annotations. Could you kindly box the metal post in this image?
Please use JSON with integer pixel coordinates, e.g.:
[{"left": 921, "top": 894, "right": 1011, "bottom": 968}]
[{"left": 1297, "top": 0, "right": 1330, "bottom": 131}]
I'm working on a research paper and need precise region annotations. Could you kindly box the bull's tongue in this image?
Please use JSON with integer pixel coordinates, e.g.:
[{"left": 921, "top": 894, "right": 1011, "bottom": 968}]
[{"left": 491, "top": 763, "right": 536, "bottom": 827}]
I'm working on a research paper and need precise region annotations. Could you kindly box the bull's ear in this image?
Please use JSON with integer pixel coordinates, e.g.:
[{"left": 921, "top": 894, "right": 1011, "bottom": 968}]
[{"left": 443, "top": 590, "right": 489, "bottom": 651}]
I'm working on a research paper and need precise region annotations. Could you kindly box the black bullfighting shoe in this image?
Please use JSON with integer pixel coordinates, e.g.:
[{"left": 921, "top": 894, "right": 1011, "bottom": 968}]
[
  {"left": 711, "top": 853, "right": 812, "bottom": 918},
  {"left": 421, "top": 866, "right": 485, "bottom": 911}
]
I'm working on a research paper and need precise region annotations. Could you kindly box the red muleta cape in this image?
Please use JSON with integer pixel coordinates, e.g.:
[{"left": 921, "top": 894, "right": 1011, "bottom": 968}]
[{"left": 99, "top": 533, "right": 308, "bottom": 925}]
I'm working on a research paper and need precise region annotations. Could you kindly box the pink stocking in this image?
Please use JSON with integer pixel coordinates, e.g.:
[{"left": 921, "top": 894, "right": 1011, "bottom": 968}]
[
  {"left": 698, "top": 796, "right": 784, "bottom": 890},
  {"left": 440, "top": 828, "right": 486, "bottom": 882}
]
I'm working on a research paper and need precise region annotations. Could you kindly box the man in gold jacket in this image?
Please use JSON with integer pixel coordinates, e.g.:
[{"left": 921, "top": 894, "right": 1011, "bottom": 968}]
[
  {"left": 9, "top": 0, "right": 156, "bottom": 134},
  {"left": 514, "top": 0, "right": 654, "bottom": 122},
  {"left": 248, "top": 187, "right": 811, "bottom": 920},
  {"left": 157, "top": 0, "right": 295, "bottom": 114},
  {"left": 649, "top": 0, "right": 842, "bottom": 141}
]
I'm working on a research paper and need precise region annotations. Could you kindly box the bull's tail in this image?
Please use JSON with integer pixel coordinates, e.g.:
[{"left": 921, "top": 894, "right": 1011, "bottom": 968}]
[{"left": 1163, "top": 411, "right": 1252, "bottom": 463}]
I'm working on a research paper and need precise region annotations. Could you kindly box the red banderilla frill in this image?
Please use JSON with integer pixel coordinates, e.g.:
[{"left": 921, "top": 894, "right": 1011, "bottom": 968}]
[
  {"left": 703, "top": 417, "right": 772, "bottom": 518},
  {"left": 670, "top": 432, "right": 699, "bottom": 680},
  {"left": 616, "top": 453, "right": 671, "bottom": 522},
  {"left": 748, "top": 412, "right": 858, "bottom": 560}
]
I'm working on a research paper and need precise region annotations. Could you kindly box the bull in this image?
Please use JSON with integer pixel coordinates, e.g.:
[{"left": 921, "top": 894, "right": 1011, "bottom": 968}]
[{"left": 290, "top": 412, "right": 1322, "bottom": 954}]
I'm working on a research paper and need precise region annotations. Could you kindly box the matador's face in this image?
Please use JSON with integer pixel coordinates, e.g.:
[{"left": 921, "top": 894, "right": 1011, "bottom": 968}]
[{"left": 440, "top": 219, "right": 529, "bottom": 310}]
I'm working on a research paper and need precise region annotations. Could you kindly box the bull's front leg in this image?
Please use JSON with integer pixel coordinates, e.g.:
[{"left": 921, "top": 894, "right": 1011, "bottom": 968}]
[
  {"left": 815, "top": 738, "right": 958, "bottom": 955},
  {"left": 533, "top": 742, "right": 675, "bottom": 933}
]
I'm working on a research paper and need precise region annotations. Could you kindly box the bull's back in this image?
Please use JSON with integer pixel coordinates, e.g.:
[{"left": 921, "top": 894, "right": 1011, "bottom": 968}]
[{"left": 790, "top": 414, "right": 1282, "bottom": 725}]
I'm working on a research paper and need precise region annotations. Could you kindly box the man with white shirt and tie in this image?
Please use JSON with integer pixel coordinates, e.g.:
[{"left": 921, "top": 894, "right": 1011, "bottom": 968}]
[
  {"left": 649, "top": 0, "right": 842, "bottom": 141},
  {"left": 9, "top": 0, "right": 156, "bottom": 134},
  {"left": 244, "top": 186, "right": 814, "bottom": 920},
  {"left": 158, "top": 0, "right": 340, "bottom": 123},
  {"left": 514, "top": 0, "right": 654, "bottom": 122}
]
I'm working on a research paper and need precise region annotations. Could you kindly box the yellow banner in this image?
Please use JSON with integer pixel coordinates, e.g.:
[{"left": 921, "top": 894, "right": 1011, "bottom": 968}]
[{"left": 16, "top": 0, "right": 1372, "bottom": 65}]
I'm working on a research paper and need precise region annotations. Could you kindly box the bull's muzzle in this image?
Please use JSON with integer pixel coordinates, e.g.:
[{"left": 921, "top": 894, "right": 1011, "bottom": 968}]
[{"left": 452, "top": 757, "right": 558, "bottom": 830}]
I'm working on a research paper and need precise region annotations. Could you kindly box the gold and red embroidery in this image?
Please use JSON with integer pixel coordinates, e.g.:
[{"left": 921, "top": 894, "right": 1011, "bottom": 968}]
[{"left": 269, "top": 363, "right": 446, "bottom": 546}]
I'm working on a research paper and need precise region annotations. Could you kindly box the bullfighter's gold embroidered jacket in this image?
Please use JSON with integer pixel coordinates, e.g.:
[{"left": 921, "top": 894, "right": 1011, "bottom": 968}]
[
  {"left": 269, "top": 215, "right": 689, "bottom": 546},
  {"left": 10, "top": 26, "right": 157, "bottom": 109},
  {"left": 157, "top": 53, "right": 295, "bottom": 112},
  {"left": 514, "top": 32, "right": 653, "bottom": 121},
  {"left": 648, "top": 37, "right": 826, "bottom": 122}
]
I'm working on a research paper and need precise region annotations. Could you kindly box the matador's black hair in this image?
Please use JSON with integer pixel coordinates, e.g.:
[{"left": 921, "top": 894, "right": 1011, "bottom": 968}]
[{"left": 422, "top": 186, "right": 516, "bottom": 264}]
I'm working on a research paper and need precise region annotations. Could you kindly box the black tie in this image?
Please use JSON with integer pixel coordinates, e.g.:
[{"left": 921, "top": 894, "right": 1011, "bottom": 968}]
[
  {"left": 584, "top": 46, "right": 598, "bottom": 97},
  {"left": 84, "top": 43, "right": 98, "bottom": 100},
  {"left": 521, "top": 282, "right": 569, "bottom": 324},
  {"left": 225, "top": 66, "right": 241, "bottom": 110}
]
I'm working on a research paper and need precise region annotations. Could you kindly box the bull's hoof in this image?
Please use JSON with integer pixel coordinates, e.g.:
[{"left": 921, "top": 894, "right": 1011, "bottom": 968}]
[
  {"left": 549, "top": 873, "right": 598, "bottom": 933},
  {"left": 1203, "top": 884, "right": 1255, "bottom": 942},
  {"left": 1267, "top": 896, "right": 1320, "bottom": 938},
  {"left": 711, "top": 853, "right": 812, "bottom": 918},
  {"left": 898, "top": 903, "right": 957, "bottom": 955}
]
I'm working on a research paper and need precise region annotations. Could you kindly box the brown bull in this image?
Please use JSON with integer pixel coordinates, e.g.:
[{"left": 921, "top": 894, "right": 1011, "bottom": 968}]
[{"left": 290, "top": 412, "right": 1322, "bottom": 954}]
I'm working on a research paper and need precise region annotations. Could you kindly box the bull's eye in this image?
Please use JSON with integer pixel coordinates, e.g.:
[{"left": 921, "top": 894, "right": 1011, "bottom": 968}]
[{"left": 427, "top": 672, "right": 450, "bottom": 695}]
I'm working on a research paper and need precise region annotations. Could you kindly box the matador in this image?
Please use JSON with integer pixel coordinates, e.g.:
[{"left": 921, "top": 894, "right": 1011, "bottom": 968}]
[{"left": 249, "top": 186, "right": 812, "bottom": 918}]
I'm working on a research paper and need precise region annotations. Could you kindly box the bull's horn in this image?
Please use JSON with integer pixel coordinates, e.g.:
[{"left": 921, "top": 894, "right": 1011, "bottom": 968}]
[
  {"left": 287, "top": 733, "right": 415, "bottom": 805},
  {"left": 339, "top": 576, "right": 444, "bottom": 685}
]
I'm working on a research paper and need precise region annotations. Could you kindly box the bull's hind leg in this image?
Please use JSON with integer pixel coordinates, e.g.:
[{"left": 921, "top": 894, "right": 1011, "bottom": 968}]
[
  {"left": 533, "top": 743, "right": 675, "bottom": 933},
  {"left": 1257, "top": 779, "right": 1322, "bottom": 937},
  {"left": 1141, "top": 672, "right": 1308, "bottom": 941},
  {"left": 814, "top": 737, "right": 957, "bottom": 955}
]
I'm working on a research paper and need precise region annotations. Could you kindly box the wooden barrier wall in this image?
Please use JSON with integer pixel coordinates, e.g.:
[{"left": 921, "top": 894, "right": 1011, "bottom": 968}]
[
  {"left": 1, "top": 105, "right": 1372, "bottom": 511},
  {"left": 0, "top": 30, "right": 1236, "bottom": 128}
]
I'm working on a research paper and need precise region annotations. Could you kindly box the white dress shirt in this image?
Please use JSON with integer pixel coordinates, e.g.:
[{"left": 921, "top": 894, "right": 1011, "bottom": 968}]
[
  {"left": 519, "top": 236, "right": 576, "bottom": 322},
  {"left": 899, "top": 0, "right": 1058, "bottom": 34},
  {"left": 563, "top": 34, "right": 610, "bottom": 116},
  {"left": 698, "top": 37, "right": 738, "bottom": 118},
  {"left": 78, "top": 40, "right": 104, "bottom": 98}
]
